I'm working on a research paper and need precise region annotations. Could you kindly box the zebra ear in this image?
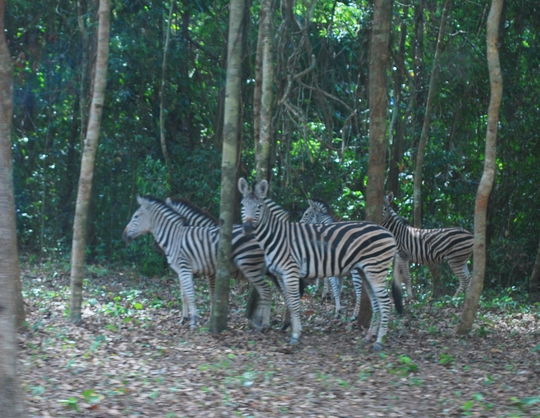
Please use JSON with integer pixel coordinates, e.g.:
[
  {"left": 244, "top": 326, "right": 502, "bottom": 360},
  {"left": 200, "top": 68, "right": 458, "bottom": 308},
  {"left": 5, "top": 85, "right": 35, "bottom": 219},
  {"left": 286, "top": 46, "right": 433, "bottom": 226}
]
[
  {"left": 308, "top": 199, "right": 315, "bottom": 208},
  {"left": 256, "top": 180, "right": 269, "bottom": 198},
  {"left": 238, "top": 177, "right": 250, "bottom": 196},
  {"left": 137, "top": 195, "right": 144, "bottom": 205},
  {"left": 165, "top": 197, "right": 172, "bottom": 206}
]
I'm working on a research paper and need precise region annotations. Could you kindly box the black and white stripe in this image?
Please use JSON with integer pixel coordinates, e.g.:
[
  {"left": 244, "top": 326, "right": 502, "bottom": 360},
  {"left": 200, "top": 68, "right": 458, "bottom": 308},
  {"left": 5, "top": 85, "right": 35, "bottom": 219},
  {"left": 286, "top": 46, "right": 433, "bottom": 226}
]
[
  {"left": 123, "top": 196, "right": 273, "bottom": 331},
  {"left": 164, "top": 196, "right": 295, "bottom": 330},
  {"left": 382, "top": 192, "right": 473, "bottom": 299},
  {"left": 300, "top": 199, "right": 363, "bottom": 321},
  {"left": 239, "top": 178, "right": 402, "bottom": 351}
]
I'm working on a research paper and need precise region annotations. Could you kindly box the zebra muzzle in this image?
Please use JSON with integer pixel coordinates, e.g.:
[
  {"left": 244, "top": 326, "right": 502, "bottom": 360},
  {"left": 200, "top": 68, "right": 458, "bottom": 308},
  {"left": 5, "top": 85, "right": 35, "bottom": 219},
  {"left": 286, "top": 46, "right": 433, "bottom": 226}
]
[
  {"left": 242, "top": 221, "right": 254, "bottom": 236},
  {"left": 122, "top": 229, "right": 133, "bottom": 244}
]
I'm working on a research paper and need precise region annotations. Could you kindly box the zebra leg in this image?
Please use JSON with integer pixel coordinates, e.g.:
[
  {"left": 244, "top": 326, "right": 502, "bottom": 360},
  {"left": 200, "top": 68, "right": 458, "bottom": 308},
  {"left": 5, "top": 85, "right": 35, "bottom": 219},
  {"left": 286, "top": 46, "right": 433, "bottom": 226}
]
[
  {"left": 361, "top": 279, "right": 380, "bottom": 344},
  {"left": 449, "top": 261, "right": 472, "bottom": 296},
  {"left": 172, "top": 265, "right": 198, "bottom": 330},
  {"left": 363, "top": 279, "right": 391, "bottom": 351},
  {"left": 328, "top": 277, "right": 342, "bottom": 318},
  {"left": 249, "top": 277, "right": 273, "bottom": 332},
  {"left": 321, "top": 278, "right": 330, "bottom": 300},
  {"left": 349, "top": 271, "right": 363, "bottom": 322},
  {"left": 282, "top": 272, "right": 303, "bottom": 345},
  {"left": 399, "top": 257, "right": 414, "bottom": 302},
  {"left": 180, "top": 288, "right": 189, "bottom": 325}
]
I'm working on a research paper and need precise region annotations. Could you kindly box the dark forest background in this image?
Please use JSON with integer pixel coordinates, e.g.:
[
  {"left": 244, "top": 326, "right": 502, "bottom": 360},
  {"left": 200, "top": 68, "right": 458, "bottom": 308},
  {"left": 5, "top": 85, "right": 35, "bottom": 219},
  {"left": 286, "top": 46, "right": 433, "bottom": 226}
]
[{"left": 5, "top": 0, "right": 540, "bottom": 295}]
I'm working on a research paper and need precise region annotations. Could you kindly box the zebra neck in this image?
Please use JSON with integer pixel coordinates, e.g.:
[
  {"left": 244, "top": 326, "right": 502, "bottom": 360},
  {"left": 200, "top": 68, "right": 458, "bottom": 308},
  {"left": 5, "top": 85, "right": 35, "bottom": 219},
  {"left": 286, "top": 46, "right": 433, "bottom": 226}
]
[
  {"left": 252, "top": 203, "right": 282, "bottom": 247},
  {"left": 152, "top": 213, "right": 179, "bottom": 253},
  {"left": 384, "top": 210, "right": 408, "bottom": 231}
]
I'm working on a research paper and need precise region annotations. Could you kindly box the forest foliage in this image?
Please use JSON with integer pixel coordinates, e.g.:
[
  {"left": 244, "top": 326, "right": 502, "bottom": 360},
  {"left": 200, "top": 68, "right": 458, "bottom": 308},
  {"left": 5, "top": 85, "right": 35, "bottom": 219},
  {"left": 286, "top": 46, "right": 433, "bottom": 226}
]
[{"left": 5, "top": 0, "right": 540, "bottom": 295}]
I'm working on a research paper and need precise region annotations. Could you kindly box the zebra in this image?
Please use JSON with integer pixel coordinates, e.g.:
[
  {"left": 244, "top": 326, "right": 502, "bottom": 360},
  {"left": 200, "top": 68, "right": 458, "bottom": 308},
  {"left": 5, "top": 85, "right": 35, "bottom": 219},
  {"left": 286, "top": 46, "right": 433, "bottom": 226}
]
[
  {"left": 238, "top": 178, "right": 402, "bottom": 350},
  {"left": 382, "top": 192, "right": 474, "bottom": 300},
  {"left": 164, "top": 196, "right": 296, "bottom": 329},
  {"left": 300, "top": 199, "right": 363, "bottom": 321},
  {"left": 123, "top": 195, "right": 274, "bottom": 331}
]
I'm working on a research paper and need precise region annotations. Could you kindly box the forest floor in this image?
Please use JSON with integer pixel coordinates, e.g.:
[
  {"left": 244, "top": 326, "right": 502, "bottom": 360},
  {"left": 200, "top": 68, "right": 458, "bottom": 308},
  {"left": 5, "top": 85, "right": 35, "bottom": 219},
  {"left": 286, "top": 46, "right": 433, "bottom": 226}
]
[{"left": 17, "top": 261, "right": 540, "bottom": 418}]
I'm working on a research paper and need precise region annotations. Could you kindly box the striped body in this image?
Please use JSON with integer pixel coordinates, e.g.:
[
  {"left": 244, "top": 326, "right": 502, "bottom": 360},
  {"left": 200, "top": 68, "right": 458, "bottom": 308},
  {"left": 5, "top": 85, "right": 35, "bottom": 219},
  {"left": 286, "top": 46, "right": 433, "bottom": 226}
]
[
  {"left": 165, "top": 196, "right": 277, "bottom": 330},
  {"left": 123, "top": 196, "right": 271, "bottom": 330},
  {"left": 239, "top": 178, "right": 400, "bottom": 350},
  {"left": 300, "top": 199, "right": 363, "bottom": 320},
  {"left": 382, "top": 193, "right": 473, "bottom": 299}
]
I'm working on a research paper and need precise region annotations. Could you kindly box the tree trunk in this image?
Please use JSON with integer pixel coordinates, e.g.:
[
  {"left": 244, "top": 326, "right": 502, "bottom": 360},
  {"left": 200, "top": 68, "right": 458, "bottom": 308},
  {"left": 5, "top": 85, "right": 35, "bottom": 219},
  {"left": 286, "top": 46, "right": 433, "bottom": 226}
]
[
  {"left": 208, "top": 0, "right": 245, "bottom": 333},
  {"left": 0, "top": 0, "right": 27, "bottom": 413},
  {"left": 413, "top": 0, "right": 452, "bottom": 228},
  {"left": 256, "top": 0, "right": 274, "bottom": 184},
  {"left": 362, "top": 0, "right": 393, "bottom": 328},
  {"left": 159, "top": 1, "right": 174, "bottom": 182},
  {"left": 245, "top": 0, "right": 274, "bottom": 320},
  {"left": 456, "top": 0, "right": 503, "bottom": 334},
  {"left": 387, "top": 0, "right": 408, "bottom": 197},
  {"left": 69, "top": 0, "right": 111, "bottom": 323},
  {"left": 529, "top": 238, "right": 540, "bottom": 302}
]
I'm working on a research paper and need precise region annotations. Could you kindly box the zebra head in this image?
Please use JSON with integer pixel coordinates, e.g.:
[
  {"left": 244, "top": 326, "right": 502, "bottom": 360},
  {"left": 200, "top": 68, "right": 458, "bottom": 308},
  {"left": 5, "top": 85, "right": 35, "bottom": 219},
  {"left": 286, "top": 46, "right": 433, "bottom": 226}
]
[
  {"left": 123, "top": 196, "right": 156, "bottom": 243},
  {"left": 382, "top": 192, "right": 395, "bottom": 224},
  {"left": 238, "top": 177, "right": 268, "bottom": 236},
  {"left": 300, "top": 199, "right": 334, "bottom": 224}
]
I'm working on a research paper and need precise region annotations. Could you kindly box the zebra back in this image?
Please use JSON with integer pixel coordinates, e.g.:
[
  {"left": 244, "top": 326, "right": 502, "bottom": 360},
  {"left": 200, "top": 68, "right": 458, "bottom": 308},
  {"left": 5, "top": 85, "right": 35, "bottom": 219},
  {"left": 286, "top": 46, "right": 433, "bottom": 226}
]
[{"left": 166, "top": 197, "right": 218, "bottom": 227}]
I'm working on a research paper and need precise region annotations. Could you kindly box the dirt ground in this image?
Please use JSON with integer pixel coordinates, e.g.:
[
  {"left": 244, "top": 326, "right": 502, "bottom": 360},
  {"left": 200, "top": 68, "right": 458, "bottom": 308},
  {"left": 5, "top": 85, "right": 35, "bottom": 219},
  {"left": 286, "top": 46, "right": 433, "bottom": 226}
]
[{"left": 17, "top": 263, "right": 540, "bottom": 417}]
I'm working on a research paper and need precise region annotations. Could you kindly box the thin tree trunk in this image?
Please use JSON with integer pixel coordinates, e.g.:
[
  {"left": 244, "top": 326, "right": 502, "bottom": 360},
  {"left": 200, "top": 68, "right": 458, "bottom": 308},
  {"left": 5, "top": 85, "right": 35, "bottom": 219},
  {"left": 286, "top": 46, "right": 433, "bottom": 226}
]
[
  {"left": 256, "top": 0, "right": 274, "bottom": 184},
  {"left": 413, "top": 0, "right": 451, "bottom": 228},
  {"left": 77, "top": 0, "right": 91, "bottom": 144},
  {"left": 0, "top": 0, "right": 27, "bottom": 413},
  {"left": 362, "top": 0, "right": 393, "bottom": 328},
  {"left": 529, "top": 238, "right": 540, "bottom": 302},
  {"left": 208, "top": 0, "right": 245, "bottom": 333},
  {"left": 246, "top": 0, "right": 274, "bottom": 320},
  {"left": 159, "top": 1, "right": 174, "bottom": 179},
  {"left": 456, "top": 0, "right": 503, "bottom": 334},
  {"left": 387, "top": 0, "right": 409, "bottom": 197},
  {"left": 69, "top": 0, "right": 111, "bottom": 323}
]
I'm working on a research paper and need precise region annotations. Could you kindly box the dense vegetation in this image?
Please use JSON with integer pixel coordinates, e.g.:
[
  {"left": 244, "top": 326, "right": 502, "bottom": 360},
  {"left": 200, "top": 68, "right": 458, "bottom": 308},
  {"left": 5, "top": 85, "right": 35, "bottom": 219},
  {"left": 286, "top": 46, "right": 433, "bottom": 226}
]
[{"left": 6, "top": 0, "right": 540, "bottom": 296}]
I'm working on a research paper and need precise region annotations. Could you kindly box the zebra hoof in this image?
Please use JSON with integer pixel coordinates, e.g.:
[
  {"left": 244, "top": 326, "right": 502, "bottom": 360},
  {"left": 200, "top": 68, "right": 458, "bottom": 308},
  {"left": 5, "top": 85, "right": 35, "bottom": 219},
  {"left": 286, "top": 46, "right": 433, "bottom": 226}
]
[
  {"left": 251, "top": 321, "right": 270, "bottom": 333},
  {"left": 289, "top": 337, "right": 300, "bottom": 345},
  {"left": 372, "top": 342, "right": 384, "bottom": 352}
]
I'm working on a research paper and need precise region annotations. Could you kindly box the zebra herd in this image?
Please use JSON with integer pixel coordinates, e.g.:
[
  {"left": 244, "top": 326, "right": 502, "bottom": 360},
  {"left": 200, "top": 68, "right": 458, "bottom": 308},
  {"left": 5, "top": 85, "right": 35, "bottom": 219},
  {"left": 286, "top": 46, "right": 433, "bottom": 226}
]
[{"left": 123, "top": 178, "right": 474, "bottom": 351}]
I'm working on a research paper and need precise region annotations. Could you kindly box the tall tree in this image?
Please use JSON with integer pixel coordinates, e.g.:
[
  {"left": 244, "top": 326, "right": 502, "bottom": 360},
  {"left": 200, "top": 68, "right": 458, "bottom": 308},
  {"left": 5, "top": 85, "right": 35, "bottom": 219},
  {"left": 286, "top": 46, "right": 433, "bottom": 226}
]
[
  {"left": 208, "top": 0, "right": 246, "bottom": 333},
  {"left": 69, "top": 0, "right": 111, "bottom": 323},
  {"left": 456, "top": 0, "right": 503, "bottom": 334},
  {"left": 412, "top": 0, "right": 452, "bottom": 228},
  {"left": 256, "top": 0, "right": 274, "bottom": 184},
  {"left": 362, "top": 0, "right": 393, "bottom": 327},
  {"left": 159, "top": 1, "right": 174, "bottom": 181},
  {"left": 246, "top": 0, "right": 275, "bottom": 320},
  {"left": 0, "top": 0, "right": 27, "bottom": 414}
]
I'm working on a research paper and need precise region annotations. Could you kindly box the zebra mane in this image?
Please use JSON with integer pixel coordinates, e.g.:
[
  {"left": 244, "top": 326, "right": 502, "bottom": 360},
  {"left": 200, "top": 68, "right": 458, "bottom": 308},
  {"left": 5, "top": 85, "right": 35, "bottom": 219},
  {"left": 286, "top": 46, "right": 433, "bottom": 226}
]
[
  {"left": 264, "top": 197, "right": 291, "bottom": 221},
  {"left": 138, "top": 195, "right": 187, "bottom": 223},
  {"left": 382, "top": 194, "right": 410, "bottom": 226},
  {"left": 167, "top": 196, "right": 219, "bottom": 226}
]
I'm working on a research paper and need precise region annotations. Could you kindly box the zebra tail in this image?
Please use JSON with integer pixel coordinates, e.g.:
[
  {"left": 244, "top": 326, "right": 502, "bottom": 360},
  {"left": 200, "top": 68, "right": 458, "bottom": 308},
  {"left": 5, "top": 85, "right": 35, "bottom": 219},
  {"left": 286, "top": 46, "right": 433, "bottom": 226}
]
[{"left": 392, "top": 255, "right": 404, "bottom": 316}]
